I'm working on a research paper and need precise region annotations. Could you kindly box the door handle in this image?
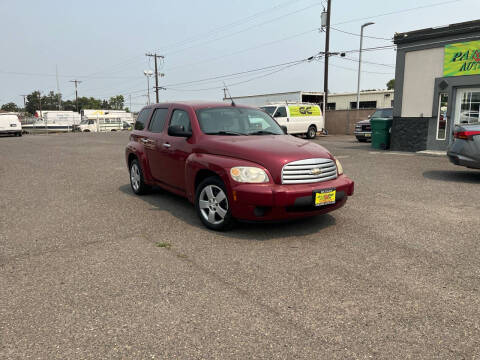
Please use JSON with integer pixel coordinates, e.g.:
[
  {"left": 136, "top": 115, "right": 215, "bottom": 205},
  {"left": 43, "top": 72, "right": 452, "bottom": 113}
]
[{"left": 163, "top": 143, "right": 171, "bottom": 148}]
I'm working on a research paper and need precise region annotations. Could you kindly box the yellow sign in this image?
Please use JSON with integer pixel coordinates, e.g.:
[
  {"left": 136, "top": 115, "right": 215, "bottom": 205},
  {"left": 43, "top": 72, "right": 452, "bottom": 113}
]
[
  {"left": 288, "top": 105, "right": 321, "bottom": 117},
  {"left": 444, "top": 40, "right": 480, "bottom": 77}
]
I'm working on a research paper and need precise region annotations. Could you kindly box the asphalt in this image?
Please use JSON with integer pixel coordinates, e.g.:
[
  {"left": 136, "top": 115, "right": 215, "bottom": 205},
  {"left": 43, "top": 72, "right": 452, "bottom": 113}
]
[{"left": 1, "top": 132, "right": 479, "bottom": 359}]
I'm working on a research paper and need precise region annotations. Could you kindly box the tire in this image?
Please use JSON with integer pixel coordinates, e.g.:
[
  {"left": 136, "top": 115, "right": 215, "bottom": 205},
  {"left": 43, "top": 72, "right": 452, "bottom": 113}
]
[
  {"left": 129, "top": 158, "right": 149, "bottom": 195},
  {"left": 306, "top": 125, "right": 317, "bottom": 139},
  {"left": 195, "top": 177, "right": 234, "bottom": 231}
]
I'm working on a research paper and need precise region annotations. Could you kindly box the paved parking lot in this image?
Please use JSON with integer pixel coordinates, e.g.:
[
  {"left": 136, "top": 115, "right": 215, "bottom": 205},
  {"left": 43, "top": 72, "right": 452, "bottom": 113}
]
[{"left": 1, "top": 132, "right": 479, "bottom": 358}]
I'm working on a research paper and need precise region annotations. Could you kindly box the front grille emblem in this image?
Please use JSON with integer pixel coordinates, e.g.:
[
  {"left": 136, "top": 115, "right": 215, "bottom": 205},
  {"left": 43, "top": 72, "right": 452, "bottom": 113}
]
[{"left": 310, "top": 168, "right": 322, "bottom": 175}]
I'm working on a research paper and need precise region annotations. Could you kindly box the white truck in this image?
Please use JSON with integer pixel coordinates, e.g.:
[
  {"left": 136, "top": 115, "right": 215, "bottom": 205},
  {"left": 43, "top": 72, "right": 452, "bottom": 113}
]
[
  {"left": 78, "top": 114, "right": 126, "bottom": 132},
  {"left": 260, "top": 103, "right": 325, "bottom": 139},
  {"left": 0, "top": 113, "right": 22, "bottom": 136},
  {"left": 81, "top": 109, "right": 134, "bottom": 125}
]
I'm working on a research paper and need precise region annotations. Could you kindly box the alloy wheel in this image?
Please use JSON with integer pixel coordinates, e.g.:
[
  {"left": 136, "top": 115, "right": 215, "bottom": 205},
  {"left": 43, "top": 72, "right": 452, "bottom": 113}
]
[
  {"left": 130, "top": 162, "right": 141, "bottom": 192},
  {"left": 198, "top": 185, "right": 228, "bottom": 225}
]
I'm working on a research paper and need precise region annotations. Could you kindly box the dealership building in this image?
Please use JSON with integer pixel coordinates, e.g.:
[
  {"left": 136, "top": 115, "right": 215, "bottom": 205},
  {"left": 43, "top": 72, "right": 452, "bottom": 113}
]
[{"left": 391, "top": 19, "right": 480, "bottom": 151}]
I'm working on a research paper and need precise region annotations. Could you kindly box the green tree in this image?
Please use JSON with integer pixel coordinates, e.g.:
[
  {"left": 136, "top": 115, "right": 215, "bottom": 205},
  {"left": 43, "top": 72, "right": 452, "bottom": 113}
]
[
  {"left": 109, "top": 95, "right": 124, "bottom": 110},
  {"left": 387, "top": 79, "right": 395, "bottom": 90},
  {"left": 1, "top": 102, "right": 19, "bottom": 112}
]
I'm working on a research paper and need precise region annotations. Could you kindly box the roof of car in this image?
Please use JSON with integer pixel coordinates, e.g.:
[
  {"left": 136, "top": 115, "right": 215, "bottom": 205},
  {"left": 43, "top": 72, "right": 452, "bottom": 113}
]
[{"left": 144, "top": 101, "right": 258, "bottom": 111}]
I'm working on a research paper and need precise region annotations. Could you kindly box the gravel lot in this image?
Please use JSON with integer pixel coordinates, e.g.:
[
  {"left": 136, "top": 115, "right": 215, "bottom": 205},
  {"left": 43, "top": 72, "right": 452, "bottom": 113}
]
[{"left": 1, "top": 132, "right": 479, "bottom": 359}]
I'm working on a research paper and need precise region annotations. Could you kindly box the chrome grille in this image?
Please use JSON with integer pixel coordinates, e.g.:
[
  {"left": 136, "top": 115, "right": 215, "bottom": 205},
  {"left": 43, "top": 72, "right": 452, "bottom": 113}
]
[{"left": 282, "top": 158, "right": 337, "bottom": 184}]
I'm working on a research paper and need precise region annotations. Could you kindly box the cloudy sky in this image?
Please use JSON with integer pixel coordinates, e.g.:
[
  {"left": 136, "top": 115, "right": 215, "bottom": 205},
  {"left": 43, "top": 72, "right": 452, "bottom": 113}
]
[{"left": 1, "top": 0, "right": 479, "bottom": 111}]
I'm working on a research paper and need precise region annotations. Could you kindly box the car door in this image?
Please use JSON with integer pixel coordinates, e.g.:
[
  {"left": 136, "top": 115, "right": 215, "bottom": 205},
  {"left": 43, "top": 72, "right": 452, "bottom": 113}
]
[
  {"left": 273, "top": 106, "right": 290, "bottom": 132},
  {"left": 160, "top": 108, "right": 194, "bottom": 192},
  {"left": 143, "top": 107, "right": 169, "bottom": 182}
]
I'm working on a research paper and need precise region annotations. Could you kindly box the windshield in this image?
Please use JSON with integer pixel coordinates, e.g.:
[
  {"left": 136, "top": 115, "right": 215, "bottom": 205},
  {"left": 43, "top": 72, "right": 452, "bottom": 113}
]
[
  {"left": 259, "top": 106, "right": 277, "bottom": 116},
  {"left": 196, "top": 107, "right": 284, "bottom": 135},
  {"left": 371, "top": 108, "right": 393, "bottom": 118},
  {"left": 80, "top": 119, "right": 89, "bottom": 124}
]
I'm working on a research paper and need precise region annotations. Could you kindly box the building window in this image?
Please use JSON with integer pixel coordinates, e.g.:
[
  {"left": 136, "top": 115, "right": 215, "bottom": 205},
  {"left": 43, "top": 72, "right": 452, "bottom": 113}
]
[
  {"left": 350, "top": 101, "right": 377, "bottom": 109},
  {"left": 391, "top": 100, "right": 394, "bottom": 107},
  {"left": 436, "top": 93, "right": 448, "bottom": 140},
  {"left": 327, "top": 103, "right": 336, "bottom": 110}
]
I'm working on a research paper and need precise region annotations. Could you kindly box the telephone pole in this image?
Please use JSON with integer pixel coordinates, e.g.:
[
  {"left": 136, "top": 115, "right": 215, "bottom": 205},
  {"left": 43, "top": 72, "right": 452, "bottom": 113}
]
[
  {"left": 145, "top": 53, "right": 165, "bottom": 103},
  {"left": 323, "top": 0, "right": 331, "bottom": 112},
  {"left": 20, "top": 94, "right": 27, "bottom": 112},
  {"left": 69, "top": 80, "right": 82, "bottom": 112}
]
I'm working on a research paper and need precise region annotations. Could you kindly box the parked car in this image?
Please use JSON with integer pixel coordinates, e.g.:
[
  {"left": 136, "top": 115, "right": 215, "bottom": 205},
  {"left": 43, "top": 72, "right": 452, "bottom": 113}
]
[
  {"left": 447, "top": 124, "right": 480, "bottom": 169},
  {"left": 125, "top": 102, "right": 354, "bottom": 230},
  {"left": 354, "top": 108, "right": 393, "bottom": 142},
  {"left": 0, "top": 114, "right": 22, "bottom": 136},
  {"left": 259, "top": 103, "right": 324, "bottom": 139}
]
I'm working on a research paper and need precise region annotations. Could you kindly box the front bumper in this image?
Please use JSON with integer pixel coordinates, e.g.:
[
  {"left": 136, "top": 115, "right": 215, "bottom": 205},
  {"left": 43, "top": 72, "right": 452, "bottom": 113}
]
[
  {"left": 354, "top": 131, "right": 371, "bottom": 140},
  {"left": 229, "top": 175, "right": 354, "bottom": 221},
  {"left": 0, "top": 129, "right": 21, "bottom": 134}
]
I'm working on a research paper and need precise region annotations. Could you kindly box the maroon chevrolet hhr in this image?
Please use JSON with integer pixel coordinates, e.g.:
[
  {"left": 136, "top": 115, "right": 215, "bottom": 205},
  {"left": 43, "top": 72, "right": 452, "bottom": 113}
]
[{"left": 125, "top": 102, "right": 354, "bottom": 230}]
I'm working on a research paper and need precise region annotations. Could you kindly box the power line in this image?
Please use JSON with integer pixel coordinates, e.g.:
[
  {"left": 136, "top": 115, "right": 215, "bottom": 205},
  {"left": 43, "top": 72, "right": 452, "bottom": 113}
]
[
  {"left": 156, "top": 0, "right": 308, "bottom": 54},
  {"left": 332, "top": 0, "right": 463, "bottom": 26},
  {"left": 340, "top": 56, "right": 395, "bottom": 68},
  {"left": 330, "top": 26, "right": 392, "bottom": 41},
  {"left": 163, "top": 2, "right": 322, "bottom": 57}
]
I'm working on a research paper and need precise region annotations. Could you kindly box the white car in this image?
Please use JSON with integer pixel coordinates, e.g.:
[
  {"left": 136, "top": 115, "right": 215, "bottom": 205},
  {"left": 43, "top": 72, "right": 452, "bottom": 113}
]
[
  {"left": 260, "top": 103, "right": 325, "bottom": 139},
  {"left": 78, "top": 116, "right": 124, "bottom": 132},
  {"left": 0, "top": 114, "right": 22, "bottom": 136}
]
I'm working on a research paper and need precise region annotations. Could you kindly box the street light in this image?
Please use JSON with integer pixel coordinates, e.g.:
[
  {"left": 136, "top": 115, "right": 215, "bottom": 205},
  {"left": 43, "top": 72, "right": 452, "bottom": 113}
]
[
  {"left": 144, "top": 70, "right": 154, "bottom": 105},
  {"left": 356, "top": 22, "right": 374, "bottom": 110}
]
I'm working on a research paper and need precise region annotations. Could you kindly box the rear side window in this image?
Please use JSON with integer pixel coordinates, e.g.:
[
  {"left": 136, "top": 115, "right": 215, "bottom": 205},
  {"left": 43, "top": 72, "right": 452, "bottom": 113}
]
[
  {"left": 134, "top": 108, "right": 151, "bottom": 130},
  {"left": 274, "top": 106, "right": 287, "bottom": 117},
  {"left": 170, "top": 109, "right": 191, "bottom": 132},
  {"left": 148, "top": 108, "right": 168, "bottom": 133}
]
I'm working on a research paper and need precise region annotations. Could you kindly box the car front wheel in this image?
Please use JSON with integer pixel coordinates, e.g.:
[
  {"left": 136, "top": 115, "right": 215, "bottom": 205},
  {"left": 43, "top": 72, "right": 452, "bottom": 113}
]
[{"left": 196, "top": 177, "right": 234, "bottom": 231}]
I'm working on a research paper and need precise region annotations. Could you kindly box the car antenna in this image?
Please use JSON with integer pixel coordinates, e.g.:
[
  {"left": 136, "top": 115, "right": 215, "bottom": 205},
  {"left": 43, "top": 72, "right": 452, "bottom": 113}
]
[{"left": 223, "top": 82, "right": 235, "bottom": 106}]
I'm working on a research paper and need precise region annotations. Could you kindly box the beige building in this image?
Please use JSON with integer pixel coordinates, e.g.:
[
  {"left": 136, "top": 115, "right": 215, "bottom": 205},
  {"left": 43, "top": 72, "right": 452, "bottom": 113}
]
[{"left": 328, "top": 90, "right": 394, "bottom": 110}]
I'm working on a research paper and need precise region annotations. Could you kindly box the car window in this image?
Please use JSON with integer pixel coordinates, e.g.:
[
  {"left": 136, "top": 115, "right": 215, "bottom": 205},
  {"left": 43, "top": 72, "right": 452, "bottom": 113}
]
[
  {"left": 196, "top": 107, "right": 283, "bottom": 135},
  {"left": 372, "top": 108, "right": 393, "bottom": 118},
  {"left": 170, "top": 109, "right": 191, "bottom": 132},
  {"left": 274, "top": 106, "right": 287, "bottom": 117},
  {"left": 148, "top": 108, "right": 168, "bottom": 133},
  {"left": 260, "top": 106, "right": 277, "bottom": 116},
  {"left": 134, "top": 108, "right": 151, "bottom": 130}
]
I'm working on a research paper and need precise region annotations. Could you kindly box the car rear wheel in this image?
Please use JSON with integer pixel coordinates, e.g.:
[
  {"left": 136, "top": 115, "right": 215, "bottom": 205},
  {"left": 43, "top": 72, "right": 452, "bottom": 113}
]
[
  {"left": 129, "top": 158, "right": 149, "bottom": 195},
  {"left": 196, "top": 177, "right": 234, "bottom": 231},
  {"left": 306, "top": 125, "right": 317, "bottom": 139}
]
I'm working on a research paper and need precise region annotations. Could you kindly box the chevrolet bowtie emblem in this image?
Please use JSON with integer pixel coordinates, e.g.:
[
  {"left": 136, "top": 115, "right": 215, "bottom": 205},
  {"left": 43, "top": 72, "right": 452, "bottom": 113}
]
[{"left": 310, "top": 168, "right": 322, "bottom": 175}]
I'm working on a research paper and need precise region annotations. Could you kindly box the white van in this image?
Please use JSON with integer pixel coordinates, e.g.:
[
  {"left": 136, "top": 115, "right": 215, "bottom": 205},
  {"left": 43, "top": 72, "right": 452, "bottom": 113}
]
[
  {"left": 78, "top": 115, "right": 124, "bottom": 132},
  {"left": 0, "top": 114, "right": 22, "bottom": 136},
  {"left": 260, "top": 103, "right": 324, "bottom": 139}
]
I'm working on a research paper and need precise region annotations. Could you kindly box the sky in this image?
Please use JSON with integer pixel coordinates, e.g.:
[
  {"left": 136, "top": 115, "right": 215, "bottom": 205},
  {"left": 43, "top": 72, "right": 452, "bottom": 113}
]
[{"left": 1, "top": 0, "right": 479, "bottom": 111}]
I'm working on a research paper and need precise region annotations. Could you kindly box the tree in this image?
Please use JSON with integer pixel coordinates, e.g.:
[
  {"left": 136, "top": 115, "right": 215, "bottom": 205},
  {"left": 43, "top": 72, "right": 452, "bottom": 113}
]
[
  {"left": 109, "top": 95, "right": 124, "bottom": 110},
  {"left": 387, "top": 79, "right": 395, "bottom": 90},
  {"left": 1, "top": 102, "right": 19, "bottom": 112}
]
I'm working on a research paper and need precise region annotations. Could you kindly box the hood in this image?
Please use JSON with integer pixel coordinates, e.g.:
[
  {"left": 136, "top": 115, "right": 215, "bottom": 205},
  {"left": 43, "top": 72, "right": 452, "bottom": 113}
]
[
  {"left": 356, "top": 119, "right": 370, "bottom": 125},
  {"left": 201, "top": 135, "right": 333, "bottom": 182}
]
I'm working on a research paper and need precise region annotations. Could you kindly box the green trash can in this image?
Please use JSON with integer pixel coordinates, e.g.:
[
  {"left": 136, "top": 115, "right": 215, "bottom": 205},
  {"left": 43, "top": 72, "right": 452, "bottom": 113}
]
[{"left": 370, "top": 118, "right": 393, "bottom": 150}]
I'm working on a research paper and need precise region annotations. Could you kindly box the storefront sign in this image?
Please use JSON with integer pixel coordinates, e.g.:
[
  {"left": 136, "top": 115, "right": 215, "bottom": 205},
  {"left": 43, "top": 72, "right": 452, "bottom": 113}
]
[{"left": 444, "top": 40, "right": 480, "bottom": 77}]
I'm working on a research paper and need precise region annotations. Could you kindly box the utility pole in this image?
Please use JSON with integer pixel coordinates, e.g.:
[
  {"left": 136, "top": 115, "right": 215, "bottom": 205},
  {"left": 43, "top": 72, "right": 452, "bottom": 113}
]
[
  {"left": 20, "top": 94, "right": 27, "bottom": 112},
  {"left": 56, "top": 65, "right": 61, "bottom": 110},
  {"left": 323, "top": 0, "right": 331, "bottom": 113},
  {"left": 69, "top": 80, "right": 82, "bottom": 113},
  {"left": 145, "top": 53, "right": 165, "bottom": 103},
  {"left": 129, "top": 94, "right": 132, "bottom": 111},
  {"left": 356, "top": 22, "right": 374, "bottom": 110}
]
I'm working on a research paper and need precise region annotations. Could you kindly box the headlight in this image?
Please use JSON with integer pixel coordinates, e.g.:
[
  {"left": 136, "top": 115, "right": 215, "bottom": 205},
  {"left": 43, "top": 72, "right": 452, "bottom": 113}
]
[
  {"left": 335, "top": 159, "right": 344, "bottom": 175},
  {"left": 230, "top": 167, "right": 269, "bottom": 183}
]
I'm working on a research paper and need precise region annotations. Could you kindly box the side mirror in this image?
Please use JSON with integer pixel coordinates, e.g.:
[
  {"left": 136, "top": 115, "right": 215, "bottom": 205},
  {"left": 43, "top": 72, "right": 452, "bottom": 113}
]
[
  {"left": 168, "top": 125, "right": 192, "bottom": 137},
  {"left": 367, "top": 114, "right": 371, "bottom": 119},
  {"left": 281, "top": 126, "right": 288, "bottom": 134}
]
